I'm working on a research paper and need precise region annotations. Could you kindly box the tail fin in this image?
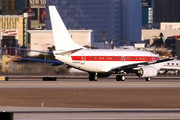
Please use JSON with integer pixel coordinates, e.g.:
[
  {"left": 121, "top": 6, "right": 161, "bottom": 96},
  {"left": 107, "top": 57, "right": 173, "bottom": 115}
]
[{"left": 49, "top": 6, "right": 84, "bottom": 51}]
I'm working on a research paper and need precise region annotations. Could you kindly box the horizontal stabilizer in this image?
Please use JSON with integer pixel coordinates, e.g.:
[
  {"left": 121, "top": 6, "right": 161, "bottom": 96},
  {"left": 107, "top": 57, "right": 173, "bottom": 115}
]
[
  {"left": 2, "top": 47, "right": 53, "bottom": 54},
  {"left": 10, "top": 57, "right": 63, "bottom": 66},
  {"left": 53, "top": 48, "right": 83, "bottom": 55}
]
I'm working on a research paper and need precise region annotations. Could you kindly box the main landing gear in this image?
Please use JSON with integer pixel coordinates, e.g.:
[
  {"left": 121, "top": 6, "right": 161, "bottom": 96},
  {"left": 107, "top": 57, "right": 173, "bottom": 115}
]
[
  {"left": 88, "top": 73, "right": 151, "bottom": 81},
  {"left": 89, "top": 74, "right": 98, "bottom": 81},
  {"left": 116, "top": 75, "right": 125, "bottom": 81},
  {"left": 88, "top": 74, "right": 126, "bottom": 81}
]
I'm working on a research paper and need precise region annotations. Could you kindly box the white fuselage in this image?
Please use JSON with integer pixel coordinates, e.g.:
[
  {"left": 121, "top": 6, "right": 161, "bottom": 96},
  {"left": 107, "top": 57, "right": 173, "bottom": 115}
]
[{"left": 55, "top": 49, "right": 161, "bottom": 73}]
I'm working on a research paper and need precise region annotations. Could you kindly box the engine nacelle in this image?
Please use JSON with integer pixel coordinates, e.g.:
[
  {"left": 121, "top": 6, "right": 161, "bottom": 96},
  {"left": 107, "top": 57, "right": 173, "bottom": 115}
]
[{"left": 136, "top": 66, "right": 158, "bottom": 78}]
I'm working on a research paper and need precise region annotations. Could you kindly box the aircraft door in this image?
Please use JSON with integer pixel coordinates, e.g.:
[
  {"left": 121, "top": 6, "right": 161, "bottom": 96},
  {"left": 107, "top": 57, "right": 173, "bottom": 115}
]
[
  {"left": 81, "top": 53, "right": 86, "bottom": 64},
  {"left": 151, "top": 54, "right": 155, "bottom": 61},
  {"left": 121, "top": 56, "right": 125, "bottom": 63}
]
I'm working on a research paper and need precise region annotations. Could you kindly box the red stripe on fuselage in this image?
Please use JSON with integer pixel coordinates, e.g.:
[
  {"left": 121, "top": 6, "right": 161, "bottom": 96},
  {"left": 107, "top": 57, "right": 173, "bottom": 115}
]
[{"left": 71, "top": 56, "right": 158, "bottom": 61}]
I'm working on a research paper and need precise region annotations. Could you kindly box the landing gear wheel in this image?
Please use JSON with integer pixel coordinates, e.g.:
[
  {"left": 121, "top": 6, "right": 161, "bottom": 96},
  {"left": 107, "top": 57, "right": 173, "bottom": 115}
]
[
  {"left": 145, "top": 77, "right": 151, "bottom": 81},
  {"left": 94, "top": 75, "right": 98, "bottom": 81},
  {"left": 116, "top": 75, "right": 121, "bottom": 81},
  {"left": 116, "top": 75, "right": 125, "bottom": 81},
  {"left": 121, "top": 75, "right": 125, "bottom": 81},
  {"left": 89, "top": 74, "right": 98, "bottom": 81},
  {"left": 89, "top": 75, "right": 94, "bottom": 81}
]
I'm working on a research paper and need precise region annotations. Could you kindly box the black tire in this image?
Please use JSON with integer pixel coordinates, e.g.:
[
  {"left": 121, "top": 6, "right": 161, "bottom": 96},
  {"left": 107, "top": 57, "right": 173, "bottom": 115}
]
[
  {"left": 145, "top": 77, "right": 150, "bottom": 81},
  {"left": 121, "top": 75, "right": 125, "bottom": 81},
  {"left": 116, "top": 75, "right": 121, "bottom": 81},
  {"left": 89, "top": 75, "right": 94, "bottom": 81},
  {"left": 116, "top": 75, "right": 126, "bottom": 81}
]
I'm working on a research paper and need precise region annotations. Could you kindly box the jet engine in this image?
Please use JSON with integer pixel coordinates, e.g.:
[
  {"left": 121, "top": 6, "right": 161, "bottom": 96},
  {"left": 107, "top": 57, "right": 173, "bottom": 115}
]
[{"left": 136, "top": 66, "right": 158, "bottom": 78}]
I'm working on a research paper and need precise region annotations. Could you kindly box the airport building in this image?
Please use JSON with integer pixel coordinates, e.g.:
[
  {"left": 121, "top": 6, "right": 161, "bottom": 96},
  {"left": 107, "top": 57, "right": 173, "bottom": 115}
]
[
  {"left": 142, "top": 22, "right": 180, "bottom": 45},
  {"left": 0, "top": 0, "right": 46, "bottom": 57},
  {"left": 0, "top": 15, "right": 24, "bottom": 55},
  {"left": 27, "top": 30, "right": 93, "bottom": 56},
  {"left": 46, "top": 0, "right": 142, "bottom": 47}
]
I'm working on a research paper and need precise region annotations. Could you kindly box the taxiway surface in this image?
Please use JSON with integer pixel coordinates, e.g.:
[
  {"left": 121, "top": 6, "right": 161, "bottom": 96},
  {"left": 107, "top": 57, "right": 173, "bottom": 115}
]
[{"left": 0, "top": 75, "right": 180, "bottom": 119}]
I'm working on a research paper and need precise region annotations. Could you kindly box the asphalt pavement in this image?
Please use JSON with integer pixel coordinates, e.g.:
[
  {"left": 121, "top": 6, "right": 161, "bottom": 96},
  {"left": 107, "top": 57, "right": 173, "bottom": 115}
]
[{"left": 0, "top": 75, "right": 180, "bottom": 119}]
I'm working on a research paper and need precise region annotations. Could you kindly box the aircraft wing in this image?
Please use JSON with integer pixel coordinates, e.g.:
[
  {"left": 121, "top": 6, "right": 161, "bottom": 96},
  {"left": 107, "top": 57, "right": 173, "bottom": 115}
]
[
  {"left": 108, "top": 58, "right": 174, "bottom": 72},
  {"left": 11, "top": 57, "right": 63, "bottom": 66}
]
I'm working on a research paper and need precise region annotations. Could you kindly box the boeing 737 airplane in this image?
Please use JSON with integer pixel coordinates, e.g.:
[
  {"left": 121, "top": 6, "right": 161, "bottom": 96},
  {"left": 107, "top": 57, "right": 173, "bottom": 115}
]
[{"left": 48, "top": 6, "right": 173, "bottom": 81}]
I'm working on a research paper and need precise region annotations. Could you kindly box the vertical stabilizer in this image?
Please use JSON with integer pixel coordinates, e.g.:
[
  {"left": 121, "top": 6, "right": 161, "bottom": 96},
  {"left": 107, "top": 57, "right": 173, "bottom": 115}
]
[{"left": 49, "top": 6, "right": 84, "bottom": 51}]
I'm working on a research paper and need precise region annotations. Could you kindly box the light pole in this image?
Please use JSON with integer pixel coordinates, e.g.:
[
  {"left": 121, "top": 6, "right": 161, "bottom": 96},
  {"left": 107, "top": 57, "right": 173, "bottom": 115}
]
[{"left": 23, "top": 13, "right": 28, "bottom": 46}]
